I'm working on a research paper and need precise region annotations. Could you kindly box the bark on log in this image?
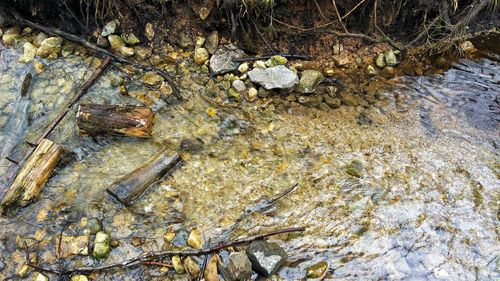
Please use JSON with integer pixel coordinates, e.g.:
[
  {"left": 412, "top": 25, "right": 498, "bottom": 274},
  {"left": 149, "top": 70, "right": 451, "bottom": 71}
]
[
  {"left": 106, "top": 149, "right": 181, "bottom": 206},
  {"left": 76, "top": 104, "right": 154, "bottom": 138},
  {"left": 0, "top": 139, "right": 62, "bottom": 212}
]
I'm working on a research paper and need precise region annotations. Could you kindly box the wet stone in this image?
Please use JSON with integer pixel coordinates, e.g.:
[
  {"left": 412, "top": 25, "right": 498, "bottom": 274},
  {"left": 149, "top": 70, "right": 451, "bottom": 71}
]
[
  {"left": 204, "top": 255, "right": 218, "bottom": 281},
  {"left": 134, "top": 46, "right": 152, "bottom": 60},
  {"left": 180, "top": 138, "right": 204, "bottom": 153},
  {"left": 375, "top": 53, "right": 385, "bottom": 68},
  {"left": 306, "top": 261, "right": 328, "bottom": 279},
  {"left": 205, "top": 31, "right": 219, "bottom": 54},
  {"left": 18, "top": 42, "right": 37, "bottom": 63},
  {"left": 340, "top": 92, "right": 368, "bottom": 107},
  {"left": 187, "top": 228, "right": 203, "bottom": 249},
  {"left": 345, "top": 160, "right": 364, "bottom": 177},
  {"left": 227, "top": 252, "right": 252, "bottom": 280},
  {"left": 101, "top": 20, "right": 120, "bottom": 36},
  {"left": 194, "top": 47, "right": 209, "bottom": 65},
  {"left": 70, "top": 275, "right": 89, "bottom": 281},
  {"left": 323, "top": 96, "right": 341, "bottom": 108},
  {"left": 232, "top": 79, "right": 246, "bottom": 93},
  {"left": 145, "top": 23, "right": 155, "bottom": 40},
  {"left": 298, "top": 95, "right": 323, "bottom": 107},
  {"left": 121, "top": 33, "right": 140, "bottom": 45},
  {"left": 131, "top": 237, "right": 143, "bottom": 247},
  {"left": 184, "top": 257, "right": 201, "bottom": 276},
  {"left": 246, "top": 240, "right": 287, "bottom": 277},
  {"left": 58, "top": 235, "right": 89, "bottom": 258},
  {"left": 172, "top": 255, "right": 185, "bottom": 274},
  {"left": 218, "top": 117, "right": 251, "bottom": 137},
  {"left": 384, "top": 49, "right": 398, "bottom": 66},
  {"left": 380, "top": 66, "right": 396, "bottom": 79},
  {"left": 108, "top": 35, "right": 134, "bottom": 57},
  {"left": 248, "top": 65, "right": 299, "bottom": 91},
  {"left": 32, "top": 32, "right": 47, "bottom": 47},
  {"left": 37, "top": 37, "right": 63, "bottom": 58},
  {"left": 364, "top": 65, "right": 377, "bottom": 76},
  {"left": 296, "top": 70, "right": 324, "bottom": 94},
  {"left": 96, "top": 35, "right": 109, "bottom": 48},
  {"left": 238, "top": 62, "right": 249, "bottom": 73},
  {"left": 93, "top": 231, "right": 110, "bottom": 259},
  {"left": 209, "top": 46, "right": 244, "bottom": 75},
  {"left": 31, "top": 272, "right": 48, "bottom": 281}
]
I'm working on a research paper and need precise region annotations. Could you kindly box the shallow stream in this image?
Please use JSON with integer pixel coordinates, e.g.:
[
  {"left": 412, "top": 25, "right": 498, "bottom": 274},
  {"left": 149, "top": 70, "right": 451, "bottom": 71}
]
[{"left": 0, "top": 43, "right": 499, "bottom": 280}]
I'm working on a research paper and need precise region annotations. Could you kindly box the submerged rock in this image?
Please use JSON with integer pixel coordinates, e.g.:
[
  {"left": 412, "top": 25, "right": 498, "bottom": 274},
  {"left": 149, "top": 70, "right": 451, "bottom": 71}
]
[
  {"left": 70, "top": 275, "right": 89, "bottom": 281},
  {"left": 364, "top": 64, "right": 377, "bottom": 76},
  {"left": 209, "top": 46, "right": 244, "bottom": 75},
  {"left": 194, "top": 47, "right": 209, "bottom": 65},
  {"left": 380, "top": 66, "right": 396, "bottom": 79},
  {"left": 298, "top": 95, "right": 323, "bottom": 107},
  {"left": 306, "top": 261, "right": 328, "bottom": 279},
  {"left": 101, "top": 20, "right": 119, "bottom": 36},
  {"left": 204, "top": 255, "right": 219, "bottom": 281},
  {"left": 184, "top": 256, "right": 201, "bottom": 276},
  {"left": 345, "top": 160, "right": 364, "bottom": 177},
  {"left": 36, "top": 37, "right": 63, "bottom": 59},
  {"left": 93, "top": 231, "right": 111, "bottom": 259},
  {"left": 296, "top": 70, "right": 324, "bottom": 94},
  {"left": 172, "top": 255, "right": 185, "bottom": 274},
  {"left": 58, "top": 235, "right": 90, "bottom": 258},
  {"left": 246, "top": 240, "right": 287, "bottom": 277},
  {"left": 248, "top": 65, "right": 299, "bottom": 91},
  {"left": 187, "top": 228, "right": 203, "bottom": 249},
  {"left": 18, "top": 42, "right": 37, "bottom": 63},
  {"left": 31, "top": 272, "right": 48, "bottom": 281},
  {"left": 227, "top": 252, "right": 252, "bottom": 280},
  {"left": 218, "top": 116, "right": 251, "bottom": 137}
]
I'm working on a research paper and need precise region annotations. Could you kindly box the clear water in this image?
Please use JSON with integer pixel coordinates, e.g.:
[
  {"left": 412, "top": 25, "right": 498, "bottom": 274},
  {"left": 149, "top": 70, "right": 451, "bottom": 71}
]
[{"left": 0, "top": 43, "right": 498, "bottom": 280}]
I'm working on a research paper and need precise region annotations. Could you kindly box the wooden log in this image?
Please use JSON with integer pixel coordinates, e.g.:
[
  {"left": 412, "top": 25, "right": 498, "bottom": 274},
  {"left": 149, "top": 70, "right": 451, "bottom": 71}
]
[
  {"left": 106, "top": 149, "right": 181, "bottom": 206},
  {"left": 0, "top": 139, "right": 62, "bottom": 212},
  {"left": 76, "top": 104, "right": 154, "bottom": 138}
]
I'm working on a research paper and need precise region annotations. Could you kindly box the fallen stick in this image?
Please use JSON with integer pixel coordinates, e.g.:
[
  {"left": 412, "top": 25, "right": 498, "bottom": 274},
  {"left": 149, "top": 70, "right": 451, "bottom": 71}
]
[
  {"left": 232, "top": 54, "right": 312, "bottom": 63},
  {"left": 27, "top": 226, "right": 305, "bottom": 275},
  {"left": 12, "top": 12, "right": 181, "bottom": 100},
  {"left": 0, "top": 139, "right": 62, "bottom": 213},
  {"left": 77, "top": 104, "right": 154, "bottom": 138},
  {"left": 0, "top": 57, "right": 112, "bottom": 209},
  {"left": 106, "top": 149, "right": 182, "bottom": 206}
]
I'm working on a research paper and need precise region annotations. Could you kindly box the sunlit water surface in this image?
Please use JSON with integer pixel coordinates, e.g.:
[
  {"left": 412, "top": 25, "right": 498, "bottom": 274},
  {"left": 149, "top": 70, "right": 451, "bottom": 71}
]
[{"left": 0, "top": 44, "right": 498, "bottom": 280}]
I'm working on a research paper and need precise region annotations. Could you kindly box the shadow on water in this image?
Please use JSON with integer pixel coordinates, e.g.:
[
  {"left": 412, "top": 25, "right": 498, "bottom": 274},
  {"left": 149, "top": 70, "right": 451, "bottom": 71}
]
[{"left": 0, "top": 42, "right": 499, "bottom": 280}]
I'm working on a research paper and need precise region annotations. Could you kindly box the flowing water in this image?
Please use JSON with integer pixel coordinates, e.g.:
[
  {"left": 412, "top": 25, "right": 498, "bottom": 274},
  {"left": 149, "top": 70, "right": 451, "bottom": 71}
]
[{"left": 0, "top": 43, "right": 498, "bottom": 280}]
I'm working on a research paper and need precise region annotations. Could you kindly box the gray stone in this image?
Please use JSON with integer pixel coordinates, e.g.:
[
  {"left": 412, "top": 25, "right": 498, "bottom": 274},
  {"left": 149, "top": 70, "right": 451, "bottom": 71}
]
[
  {"left": 101, "top": 20, "right": 119, "bottom": 36},
  {"left": 248, "top": 65, "right": 299, "bottom": 91},
  {"left": 205, "top": 31, "right": 219, "bottom": 54},
  {"left": 232, "top": 80, "right": 246, "bottom": 93},
  {"left": 384, "top": 49, "right": 398, "bottom": 66},
  {"left": 209, "top": 46, "right": 244, "bottom": 75},
  {"left": 296, "top": 70, "right": 324, "bottom": 94},
  {"left": 246, "top": 240, "right": 287, "bottom": 277},
  {"left": 227, "top": 252, "right": 252, "bottom": 280}
]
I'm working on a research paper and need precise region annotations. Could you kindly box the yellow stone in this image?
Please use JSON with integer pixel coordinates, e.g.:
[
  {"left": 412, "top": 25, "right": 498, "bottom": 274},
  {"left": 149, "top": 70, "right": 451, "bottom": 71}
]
[
  {"left": 206, "top": 107, "right": 217, "bottom": 118},
  {"left": 187, "top": 228, "right": 203, "bottom": 249}
]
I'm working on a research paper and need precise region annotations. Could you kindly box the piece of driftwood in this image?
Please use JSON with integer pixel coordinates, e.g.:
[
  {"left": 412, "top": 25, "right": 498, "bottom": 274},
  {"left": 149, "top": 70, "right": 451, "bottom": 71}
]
[
  {"left": 76, "top": 104, "right": 154, "bottom": 138},
  {"left": 106, "top": 149, "right": 182, "bottom": 206},
  {"left": 0, "top": 139, "right": 62, "bottom": 212}
]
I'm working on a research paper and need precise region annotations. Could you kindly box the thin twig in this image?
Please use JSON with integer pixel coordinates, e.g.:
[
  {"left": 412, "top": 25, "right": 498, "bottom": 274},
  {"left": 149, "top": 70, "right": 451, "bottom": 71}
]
[
  {"left": 232, "top": 54, "right": 312, "bottom": 62},
  {"left": 341, "top": 0, "right": 367, "bottom": 20},
  {"left": 27, "top": 227, "right": 305, "bottom": 275},
  {"left": 331, "top": 0, "right": 348, "bottom": 32}
]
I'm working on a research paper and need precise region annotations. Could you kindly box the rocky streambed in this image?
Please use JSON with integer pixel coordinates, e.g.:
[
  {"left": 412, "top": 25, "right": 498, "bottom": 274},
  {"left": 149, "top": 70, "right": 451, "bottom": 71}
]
[{"left": 0, "top": 21, "right": 499, "bottom": 281}]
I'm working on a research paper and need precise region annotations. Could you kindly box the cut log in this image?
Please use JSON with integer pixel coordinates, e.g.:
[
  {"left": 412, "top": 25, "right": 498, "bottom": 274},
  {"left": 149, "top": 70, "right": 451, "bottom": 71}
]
[
  {"left": 0, "top": 139, "right": 62, "bottom": 212},
  {"left": 76, "top": 104, "right": 154, "bottom": 138},
  {"left": 106, "top": 149, "right": 181, "bottom": 206}
]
